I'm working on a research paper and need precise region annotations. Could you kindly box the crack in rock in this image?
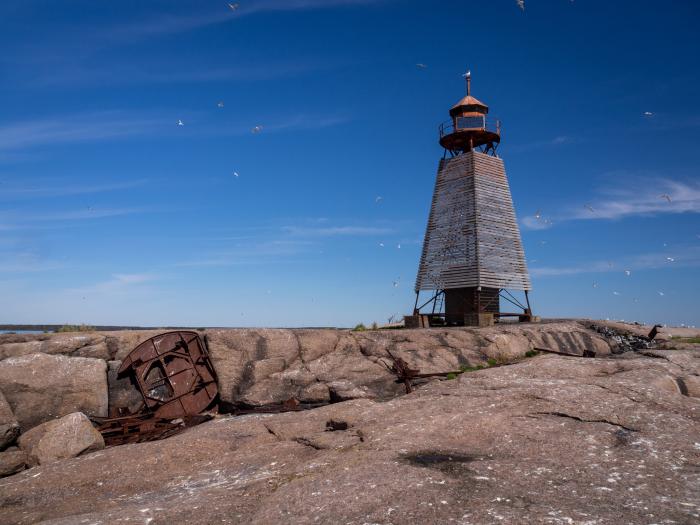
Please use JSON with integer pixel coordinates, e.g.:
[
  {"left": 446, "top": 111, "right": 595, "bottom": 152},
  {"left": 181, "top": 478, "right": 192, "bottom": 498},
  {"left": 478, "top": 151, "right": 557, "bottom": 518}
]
[
  {"left": 293, "top": 437, "right": 326, "bottom": 450},
  {"left": 530, "top": 411, "right": 638, "bottom": 432}
]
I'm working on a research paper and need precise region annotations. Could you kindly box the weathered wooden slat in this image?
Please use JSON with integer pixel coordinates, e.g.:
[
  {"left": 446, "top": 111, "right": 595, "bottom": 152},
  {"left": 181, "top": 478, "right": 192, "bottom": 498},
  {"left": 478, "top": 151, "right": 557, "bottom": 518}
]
[{"left": 415, "top": 150, "right": 531, "bottom": 291}]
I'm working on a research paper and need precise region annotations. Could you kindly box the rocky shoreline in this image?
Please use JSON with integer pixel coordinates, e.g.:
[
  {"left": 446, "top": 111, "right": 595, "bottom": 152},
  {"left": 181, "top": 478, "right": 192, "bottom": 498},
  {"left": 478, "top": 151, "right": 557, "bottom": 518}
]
[{"left": 1, "top": 320, "right": 698, "bottom": 523}]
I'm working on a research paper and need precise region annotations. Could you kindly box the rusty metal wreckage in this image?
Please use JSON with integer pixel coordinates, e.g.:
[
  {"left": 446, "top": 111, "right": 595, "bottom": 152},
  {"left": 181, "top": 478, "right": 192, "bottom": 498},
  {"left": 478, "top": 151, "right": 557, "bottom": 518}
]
[
  {"left": 93, "top": 331, "right": 218, "bottom": 446},
  {"left": 93, "top": 325, "right": 661, "bottom": 446},
  {"left": 92, "top": 330, "right": 331, "bottom": 446}
]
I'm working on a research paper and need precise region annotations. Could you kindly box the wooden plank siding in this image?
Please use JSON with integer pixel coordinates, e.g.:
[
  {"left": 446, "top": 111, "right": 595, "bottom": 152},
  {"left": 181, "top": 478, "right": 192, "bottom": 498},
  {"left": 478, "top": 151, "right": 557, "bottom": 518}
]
[{"left": 415, "top": 151, "right": 531, "bottom": 292}]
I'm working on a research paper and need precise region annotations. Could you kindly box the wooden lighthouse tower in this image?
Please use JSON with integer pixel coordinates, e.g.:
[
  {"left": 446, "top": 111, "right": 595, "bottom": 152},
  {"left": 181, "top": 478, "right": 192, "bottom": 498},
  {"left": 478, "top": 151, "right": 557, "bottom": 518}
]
[{"left": 408, "top": 72, "right": 533, "bottom": 328}]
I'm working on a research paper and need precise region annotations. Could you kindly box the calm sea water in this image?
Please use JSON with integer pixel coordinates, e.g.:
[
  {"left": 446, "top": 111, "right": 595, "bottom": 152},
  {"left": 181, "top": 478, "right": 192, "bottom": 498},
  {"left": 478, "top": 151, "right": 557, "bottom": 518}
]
[{"left": 0, "top": 330, "right": 45, "bottom": 334}]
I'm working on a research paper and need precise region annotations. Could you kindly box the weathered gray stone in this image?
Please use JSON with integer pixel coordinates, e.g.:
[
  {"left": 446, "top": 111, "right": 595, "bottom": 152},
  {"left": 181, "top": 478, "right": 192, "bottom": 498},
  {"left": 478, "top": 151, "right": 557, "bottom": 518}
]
[
  {"left": 0, "top": 353, "right": 108, "bottom": 430},
  {"left": 0, "top": 390, "right": 20, "bottom": 450},
  {"left": 0, "top": 350, "right": 698, "bottom": 524},
  {"left": 0, "top": 449, "right": 26, "bottom": 477},
  {"left": 18, "top": 412, "right": 104, "bottom": 466}
]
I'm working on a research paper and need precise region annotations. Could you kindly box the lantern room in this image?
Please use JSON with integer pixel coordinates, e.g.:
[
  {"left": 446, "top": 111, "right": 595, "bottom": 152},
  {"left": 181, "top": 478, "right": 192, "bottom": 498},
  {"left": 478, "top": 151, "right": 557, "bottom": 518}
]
[{"left": 438, "top": 71, "right": 501, "bottom": 154}]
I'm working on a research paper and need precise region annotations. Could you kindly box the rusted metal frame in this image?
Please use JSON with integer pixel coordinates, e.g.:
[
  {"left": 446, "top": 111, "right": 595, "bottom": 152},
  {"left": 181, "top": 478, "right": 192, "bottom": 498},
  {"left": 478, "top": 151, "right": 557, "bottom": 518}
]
[
  {"left": 502, "top": 289, "right": 526, "bottom": 310},
  {"left": 416, "top": 290, "right": 443, "bottom": 312},
  {"left": 431, "top": 290, "right": 443, "bottom": 314},
  {"left": 499, "top": 289, "right": 526, "bottom": 311},
  {"left": 524, "top": 290, "right": 532, "bottom": 314},
  {"left": 384, "top": 349, "right": 420, "bottom": 393},
  {"left": 99, "top": 331, "right": 220, "bottom": 446}
]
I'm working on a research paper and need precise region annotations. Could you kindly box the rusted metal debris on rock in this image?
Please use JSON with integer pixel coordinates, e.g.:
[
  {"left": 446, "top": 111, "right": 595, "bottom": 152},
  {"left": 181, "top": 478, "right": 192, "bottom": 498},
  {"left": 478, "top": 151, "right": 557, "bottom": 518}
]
[
  {"left": 93, "top": 331, "right": 219, "bottom": 446},
  {"left": 384, "top": 349, "right": 468, "bottom": 393}
]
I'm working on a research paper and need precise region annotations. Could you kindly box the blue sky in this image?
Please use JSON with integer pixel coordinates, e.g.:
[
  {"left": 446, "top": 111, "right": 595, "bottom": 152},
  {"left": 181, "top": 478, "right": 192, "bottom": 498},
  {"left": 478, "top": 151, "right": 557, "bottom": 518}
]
[{"left": 1, "top": 0, "right": 699, "bottom": 328}]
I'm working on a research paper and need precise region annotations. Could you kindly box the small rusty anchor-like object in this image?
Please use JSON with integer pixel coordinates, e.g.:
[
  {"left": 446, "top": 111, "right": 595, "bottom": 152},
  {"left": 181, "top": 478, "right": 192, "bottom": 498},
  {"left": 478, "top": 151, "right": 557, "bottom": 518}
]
[{"left": 384, "top": 349, "right": 421, "bottom": 393}]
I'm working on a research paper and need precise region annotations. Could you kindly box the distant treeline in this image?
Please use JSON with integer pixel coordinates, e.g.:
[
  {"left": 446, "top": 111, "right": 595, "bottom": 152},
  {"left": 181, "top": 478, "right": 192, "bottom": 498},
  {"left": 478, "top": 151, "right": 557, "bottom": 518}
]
[{"left": 0, "top": 324, "right": 165, "bottom": 332}]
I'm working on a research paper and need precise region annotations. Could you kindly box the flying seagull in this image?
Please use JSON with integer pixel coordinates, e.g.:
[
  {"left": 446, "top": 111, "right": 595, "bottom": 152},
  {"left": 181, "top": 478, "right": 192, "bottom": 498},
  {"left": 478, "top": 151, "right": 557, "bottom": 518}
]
[
  {"left": 228, "top": 3, "right": 240, "bottom": 11},
  {"left": 516, "top": 0, "right": 525, "bottom": 11},
  {"left": 416, "top": 63, "right": 427, "bottom": 69},
  {"left": 177, "top": 119, "right": 184, "bottom": 126},
  {"left": 584, "top": 204, "right": 595, "bottom": 213},
  {"left": 660, "top": 194, "right": 672, "bottom": 203},
  {"left": 643, "top": 111, "right": 653, "bottom": 117},
  {"left": 251, "top": 125, "right": 263, "bottom": 134}
]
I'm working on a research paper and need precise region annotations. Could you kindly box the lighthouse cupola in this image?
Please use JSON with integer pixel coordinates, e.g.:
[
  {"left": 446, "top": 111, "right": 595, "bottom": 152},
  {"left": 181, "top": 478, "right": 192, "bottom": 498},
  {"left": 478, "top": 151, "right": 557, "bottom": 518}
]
[{"left": 439, "top": 71, "right": 501, "bottom": 155}]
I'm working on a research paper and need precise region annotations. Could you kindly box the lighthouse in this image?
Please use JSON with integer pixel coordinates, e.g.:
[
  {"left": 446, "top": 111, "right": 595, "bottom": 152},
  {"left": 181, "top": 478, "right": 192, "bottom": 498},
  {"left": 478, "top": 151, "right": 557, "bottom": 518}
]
[{"left": 407, "top": 72, "right": 533, "bottom": 328}]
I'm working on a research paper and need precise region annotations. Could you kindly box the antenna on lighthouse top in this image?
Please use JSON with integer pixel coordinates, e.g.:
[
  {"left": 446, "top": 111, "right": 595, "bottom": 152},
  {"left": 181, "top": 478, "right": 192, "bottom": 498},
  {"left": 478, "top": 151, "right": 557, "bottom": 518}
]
[{"left": 463, "top": 69, "right": 471, "bottom": 96}]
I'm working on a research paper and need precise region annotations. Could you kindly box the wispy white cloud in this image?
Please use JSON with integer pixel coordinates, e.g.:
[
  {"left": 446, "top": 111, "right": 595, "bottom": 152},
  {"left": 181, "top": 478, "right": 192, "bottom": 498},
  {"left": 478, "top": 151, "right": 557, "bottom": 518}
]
[
  {"left": 0, "top": 206, "right": 148, "bottom": 233},
  {"left": 0, "top": 112, "right": 162, "bottom": 152},
  {"left": 521, "top": 178, "right": 700, "bottom": 230},
  {"left": 520, "top": 216, "right": 553, "bottom": 231},
  {"left": 172, "top": 240, "right": 313, "bottom": 268},
  {"left": 567, "top": 179, "right": 700, "bottom": 220},
  {"left": 0, "top": 110, "right": 348, "bottom": 155},
  {"left": 3, "top": 207, "right": 143, "bottom": 222},
  {"left": 0, "top": 260, "right": 66, "bottom": 273},
  {"left": 282, "top": 225, "right": 394, "bottom": 236},
  {"left": 510, "top": 135, "right": 577, "bottom": 153},
  {"left": 112, "top": 273, "right": 157, "bottom": 285},
  {"left": 530, "top": 245, "right": 700, "bottom": 277},
  {"left": 109, "top": 0, "right": 387, "bottom": 40},
  {"left": 68, "top": 273, "right": 160, "bottom": 294},
  {"left": 0, "top": 179, "right": 148, "bottom": 200},
  {"left": 34, "top": 60, "right": 324, "bottom": 88}
]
